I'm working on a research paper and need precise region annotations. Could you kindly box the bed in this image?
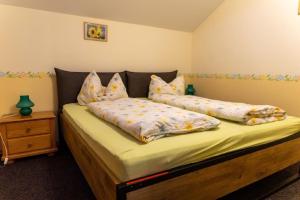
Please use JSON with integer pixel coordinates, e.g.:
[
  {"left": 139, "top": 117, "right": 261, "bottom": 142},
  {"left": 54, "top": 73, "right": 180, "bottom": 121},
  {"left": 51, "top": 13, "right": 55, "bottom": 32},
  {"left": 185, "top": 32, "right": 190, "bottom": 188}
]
[{"left": 55, "top": 68, "right": 300, "bottom": 200}]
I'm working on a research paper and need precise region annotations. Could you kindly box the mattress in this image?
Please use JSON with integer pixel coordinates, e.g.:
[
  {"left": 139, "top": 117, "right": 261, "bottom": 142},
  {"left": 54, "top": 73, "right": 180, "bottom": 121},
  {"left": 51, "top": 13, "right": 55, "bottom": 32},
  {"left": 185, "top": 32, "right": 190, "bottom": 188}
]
[{"left": 63, "top": 103, "right": 300, "bottom": 182}]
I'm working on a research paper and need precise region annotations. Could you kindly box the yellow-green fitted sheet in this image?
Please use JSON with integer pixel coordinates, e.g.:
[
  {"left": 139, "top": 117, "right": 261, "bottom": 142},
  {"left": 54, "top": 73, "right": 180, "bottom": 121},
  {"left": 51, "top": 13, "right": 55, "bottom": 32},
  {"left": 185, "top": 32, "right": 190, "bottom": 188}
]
[{"left": 63, "top": 103, "right": 300, "bottom": 182}]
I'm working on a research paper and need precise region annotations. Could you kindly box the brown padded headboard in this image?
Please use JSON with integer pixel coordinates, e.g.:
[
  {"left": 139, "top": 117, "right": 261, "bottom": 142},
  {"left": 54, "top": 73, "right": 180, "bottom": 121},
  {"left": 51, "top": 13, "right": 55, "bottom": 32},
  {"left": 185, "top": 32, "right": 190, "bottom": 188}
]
[{"left": 54, "top": 68, "right": 177, "bottom": 114}]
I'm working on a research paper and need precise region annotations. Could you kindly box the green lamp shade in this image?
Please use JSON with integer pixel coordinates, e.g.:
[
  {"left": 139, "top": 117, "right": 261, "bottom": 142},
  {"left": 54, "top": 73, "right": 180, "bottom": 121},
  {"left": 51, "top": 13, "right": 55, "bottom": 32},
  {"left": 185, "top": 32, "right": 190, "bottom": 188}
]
[
  {"left": 16, "top": 95, "right": 34, "bottom": 116},
  {"left": 185, "top": 84, "right": 195, "bottom": 95}
]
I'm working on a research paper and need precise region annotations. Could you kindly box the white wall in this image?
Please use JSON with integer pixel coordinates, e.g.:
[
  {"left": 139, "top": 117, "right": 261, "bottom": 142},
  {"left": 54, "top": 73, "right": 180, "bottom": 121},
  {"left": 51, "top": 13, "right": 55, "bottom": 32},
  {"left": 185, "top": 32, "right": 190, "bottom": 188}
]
[
  {"left": 192, "top": 0, "right": 300, "bottom": 74},
  {"left": 0, "top": 4, "right": 192, "bottom": 73}
]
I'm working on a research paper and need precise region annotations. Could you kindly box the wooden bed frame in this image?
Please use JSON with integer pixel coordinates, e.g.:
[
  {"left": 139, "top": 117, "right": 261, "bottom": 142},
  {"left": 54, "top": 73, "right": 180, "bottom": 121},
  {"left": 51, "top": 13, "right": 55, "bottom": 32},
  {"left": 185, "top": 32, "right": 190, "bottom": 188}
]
[{"left": 61, "top": 114, "right": 300, "bottom": 200}]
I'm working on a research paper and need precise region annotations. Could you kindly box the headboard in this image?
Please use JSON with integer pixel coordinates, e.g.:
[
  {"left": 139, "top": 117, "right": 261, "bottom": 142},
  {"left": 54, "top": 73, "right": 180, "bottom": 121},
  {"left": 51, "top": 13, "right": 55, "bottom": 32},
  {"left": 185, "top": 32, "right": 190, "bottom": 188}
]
[{"left": 54, "top": 68, "right": 177, "bottom": 114}]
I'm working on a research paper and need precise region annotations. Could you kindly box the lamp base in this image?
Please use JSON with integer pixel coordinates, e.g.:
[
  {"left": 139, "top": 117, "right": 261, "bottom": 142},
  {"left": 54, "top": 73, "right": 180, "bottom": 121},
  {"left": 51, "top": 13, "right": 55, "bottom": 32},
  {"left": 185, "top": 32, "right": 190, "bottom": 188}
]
[{"left": 19, "top": 107, "right": 32, "bottom": 116}]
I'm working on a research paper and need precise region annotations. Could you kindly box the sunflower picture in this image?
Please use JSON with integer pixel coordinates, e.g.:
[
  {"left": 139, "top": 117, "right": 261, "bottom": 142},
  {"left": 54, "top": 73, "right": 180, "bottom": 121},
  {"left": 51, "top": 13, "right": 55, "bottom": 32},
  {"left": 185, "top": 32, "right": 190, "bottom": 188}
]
[{"left": 84, "top": 22, "right": 107, "bottom": 42}]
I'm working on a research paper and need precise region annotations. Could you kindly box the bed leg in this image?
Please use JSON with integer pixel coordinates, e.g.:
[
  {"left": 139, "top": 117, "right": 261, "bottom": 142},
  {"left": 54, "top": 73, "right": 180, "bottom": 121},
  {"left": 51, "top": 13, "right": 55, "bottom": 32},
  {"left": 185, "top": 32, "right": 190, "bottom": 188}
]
[{"left": 116, "top": 184, "right": 127, "bottom": 200}]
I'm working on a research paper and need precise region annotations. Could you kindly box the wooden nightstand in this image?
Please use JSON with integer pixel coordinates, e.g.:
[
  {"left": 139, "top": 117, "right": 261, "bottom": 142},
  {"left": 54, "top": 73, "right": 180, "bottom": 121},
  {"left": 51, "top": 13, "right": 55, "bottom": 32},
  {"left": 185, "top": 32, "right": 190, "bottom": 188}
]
[{"left": 0, "top": 111, "right": 57, "bottom": 163}]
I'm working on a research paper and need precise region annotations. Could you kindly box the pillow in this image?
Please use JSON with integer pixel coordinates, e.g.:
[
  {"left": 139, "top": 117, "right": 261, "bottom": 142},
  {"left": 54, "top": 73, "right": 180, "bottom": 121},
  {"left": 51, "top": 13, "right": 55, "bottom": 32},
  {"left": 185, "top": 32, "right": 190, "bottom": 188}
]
[
  {"left": 78, "top": 72, "right": 128, "bottom": 104},
  {"left": 149, "top": 75, "right": 176, "bottom": 98},
  {"left": 126, "top": 71, "right": 177, "bottom": 97},
  {"left": 149, "top": 75, "right": 185, "bottom": 99},
  {"left": 77, "top": 71, "right": 105, "bottom": 105},
  {"left": 102, "top": 73, "right": 128, "bottom": 101},
  {"left": 54, "top": 68, "right": 127, "bottom": 113},
  {"left": 169, "top": 75, "right": 185, "bottom": 95}
]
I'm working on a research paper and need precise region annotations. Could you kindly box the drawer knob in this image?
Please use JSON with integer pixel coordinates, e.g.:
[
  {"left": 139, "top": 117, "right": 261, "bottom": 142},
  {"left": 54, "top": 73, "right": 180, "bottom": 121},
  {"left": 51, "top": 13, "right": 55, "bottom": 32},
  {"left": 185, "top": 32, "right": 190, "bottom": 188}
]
[
  {"left": 27, "top": 144, "right": 33, "bottom": 148},
  {"left": 26, "top": 128, "right": 31, "bottom": 133}
]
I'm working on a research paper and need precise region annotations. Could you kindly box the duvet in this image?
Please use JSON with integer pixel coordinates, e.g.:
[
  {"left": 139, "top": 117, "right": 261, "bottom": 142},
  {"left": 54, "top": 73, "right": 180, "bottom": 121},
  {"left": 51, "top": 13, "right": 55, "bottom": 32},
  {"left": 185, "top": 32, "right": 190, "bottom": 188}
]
[
  {"left": 88, "top": 98, "right": 220, "bottom": 143},
  {"left": 150, "top": 94, "right": 286, "bottom": 125}
]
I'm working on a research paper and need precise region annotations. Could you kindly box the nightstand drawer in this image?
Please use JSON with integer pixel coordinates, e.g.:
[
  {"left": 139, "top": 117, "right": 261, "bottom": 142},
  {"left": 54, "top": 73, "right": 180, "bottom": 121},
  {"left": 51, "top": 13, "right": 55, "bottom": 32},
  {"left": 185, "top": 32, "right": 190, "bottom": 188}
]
[
  {"left": 7, "top": 134, "right": 52, "bottom": 154},
  {"left": 6, "top": 119, "right": 50, "bottom": 139}
]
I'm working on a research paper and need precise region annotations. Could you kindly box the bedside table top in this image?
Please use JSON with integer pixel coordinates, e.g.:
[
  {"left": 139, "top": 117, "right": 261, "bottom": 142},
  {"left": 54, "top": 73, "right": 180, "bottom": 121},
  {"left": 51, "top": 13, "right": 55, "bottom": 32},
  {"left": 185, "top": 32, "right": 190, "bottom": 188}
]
[{"left": 0, "top": 111, "right": 55, "bottom": 124}]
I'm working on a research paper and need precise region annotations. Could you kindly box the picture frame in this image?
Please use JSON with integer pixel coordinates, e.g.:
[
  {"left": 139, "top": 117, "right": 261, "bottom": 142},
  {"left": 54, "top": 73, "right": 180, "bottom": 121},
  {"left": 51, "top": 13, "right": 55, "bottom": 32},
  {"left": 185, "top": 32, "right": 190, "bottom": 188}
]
[{"left": 84, "top": 22, "right": 108, "bottom": 42}]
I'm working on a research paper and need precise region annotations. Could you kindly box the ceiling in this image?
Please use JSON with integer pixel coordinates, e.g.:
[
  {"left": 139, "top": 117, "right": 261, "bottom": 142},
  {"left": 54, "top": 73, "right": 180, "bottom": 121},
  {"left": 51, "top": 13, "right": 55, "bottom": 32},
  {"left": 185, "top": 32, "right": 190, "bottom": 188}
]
[{"left": 0, "top": 0, "right": 224, "bottom": 32}]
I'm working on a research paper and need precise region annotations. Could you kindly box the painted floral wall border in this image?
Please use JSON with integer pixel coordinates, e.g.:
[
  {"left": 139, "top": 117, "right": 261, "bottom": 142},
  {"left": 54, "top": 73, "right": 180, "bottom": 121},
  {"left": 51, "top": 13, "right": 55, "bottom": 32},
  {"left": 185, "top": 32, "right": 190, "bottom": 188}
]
[
  {"left": 0, "top": 71, "right": 54, "bottom": 78},
  {"left": 182, "top": 73, "right": 300, "bottom": 82},
  {"left": 0, "top": 71, "right": 299, "bottom": 82}
]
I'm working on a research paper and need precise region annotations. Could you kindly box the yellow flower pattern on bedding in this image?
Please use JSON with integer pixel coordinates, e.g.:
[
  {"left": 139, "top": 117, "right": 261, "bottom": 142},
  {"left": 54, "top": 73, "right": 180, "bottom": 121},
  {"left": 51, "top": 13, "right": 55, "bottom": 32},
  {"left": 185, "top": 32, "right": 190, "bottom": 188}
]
[
  {"left": 151, "top": 94, "right": 286, "bottom": 125},
  {"left": 77, "top": 71, "right": 105, "bottom": 105},
  {"left": 77, "top": 72, "right": 128, "bottom": 105},
  {"left": 102, "top": 73, "right": 128, "bottom": 101},
  {"left": 169, "top": 75, "right": 185, "bottom": 95},
  {"left": 148, "top": 75, "right": 185, "bottom": 99},
  {"left": 88, "top": 98, "right": 220, "bottom": 143}
]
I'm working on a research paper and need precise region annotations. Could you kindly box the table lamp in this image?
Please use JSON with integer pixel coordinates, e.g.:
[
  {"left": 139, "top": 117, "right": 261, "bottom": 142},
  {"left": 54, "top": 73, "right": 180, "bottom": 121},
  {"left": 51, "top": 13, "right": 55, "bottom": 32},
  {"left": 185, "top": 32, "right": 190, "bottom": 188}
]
[{"left": 16, "top": 95, "right": 34, "bottom": 116}]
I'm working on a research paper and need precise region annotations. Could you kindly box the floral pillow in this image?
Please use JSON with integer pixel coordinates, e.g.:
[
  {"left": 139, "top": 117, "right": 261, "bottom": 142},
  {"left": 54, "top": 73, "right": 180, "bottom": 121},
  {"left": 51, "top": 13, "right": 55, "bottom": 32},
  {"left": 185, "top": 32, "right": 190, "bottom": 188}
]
[
  {"left": 78, "top": 72, "right": 128, "bottom": 105},
  {"left": 149, "top": 75, "right": 185, "bottom": 98},
  {"left": 77, "top": 71, "right": 105, "bottom": 105},
  {"left": 101, "top": 73, "right": 128, "bottom": 101},
  {"left": 169, "top": 75, "right": 185, "bottom": 95}
]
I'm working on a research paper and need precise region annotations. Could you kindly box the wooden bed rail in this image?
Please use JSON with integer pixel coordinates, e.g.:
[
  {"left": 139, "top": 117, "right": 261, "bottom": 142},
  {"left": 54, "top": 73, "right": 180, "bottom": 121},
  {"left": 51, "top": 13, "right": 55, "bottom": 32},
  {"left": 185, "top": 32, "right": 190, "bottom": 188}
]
[{"left": 126, "top": 136, "right": 300, "bottom": 199}]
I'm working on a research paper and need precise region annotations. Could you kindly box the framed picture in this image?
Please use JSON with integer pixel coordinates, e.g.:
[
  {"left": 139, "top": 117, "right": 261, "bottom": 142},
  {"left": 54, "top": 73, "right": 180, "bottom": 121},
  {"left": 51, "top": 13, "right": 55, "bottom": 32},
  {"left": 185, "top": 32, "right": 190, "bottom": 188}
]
[{"left": 84, "top": 22, "right": 108, "bottom": 42}]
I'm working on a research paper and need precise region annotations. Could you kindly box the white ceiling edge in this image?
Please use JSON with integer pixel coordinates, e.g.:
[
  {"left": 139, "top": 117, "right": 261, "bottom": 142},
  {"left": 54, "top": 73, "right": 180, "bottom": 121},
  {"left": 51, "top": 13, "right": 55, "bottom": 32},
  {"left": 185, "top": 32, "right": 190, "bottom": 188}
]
[{"left": 0, "top": 0, "right": 224, "bottom": 32}]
